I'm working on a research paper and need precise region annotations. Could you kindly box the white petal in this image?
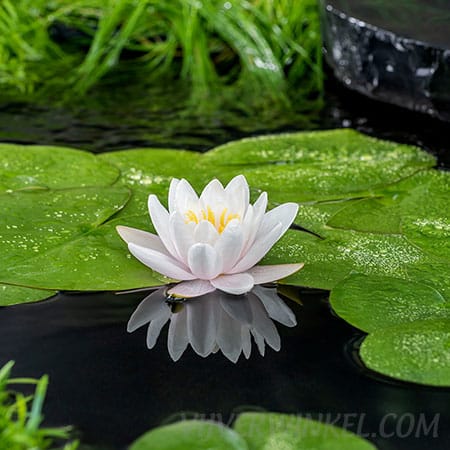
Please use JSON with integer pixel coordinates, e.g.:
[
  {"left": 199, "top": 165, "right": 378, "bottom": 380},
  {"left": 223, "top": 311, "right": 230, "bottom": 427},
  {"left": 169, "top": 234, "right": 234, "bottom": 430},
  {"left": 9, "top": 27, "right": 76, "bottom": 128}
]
[
  {"left": 253, "top": 285, "right": 297, "bottom": 327},
  {"left": 174, "top": 178, "right": 199, "bottom": 212},
  {"left": 148, "top": 195, "right": 178, "bottom": 257},
  {"left": 219, "top": 293, "right": 252, "bottom": 325},
  {"left": 188, "top": 243, "right": 223, "bottom": 279},
  {"left": 225, "top": 175, "right": 249, "bottom": 216},
  {"left": 214, "top": 220, "right": 244, "bottom": 272},
  {"left": 186, "top": 297, "right": 218, "bottom": 357},
  {"left": 116, "top": 226, "right": 170, "bottom": 256},
  {"left": 167, "top": 305, "right": 189, "bottom": 361},
  {"left": 241, "top": 192, "right": 267, "bottom": 255},
  {"left": 241, "top": 327, "right": 252, "bottom": 359},
  {"left": 168, "top": 280, "right": 215, "bottom": 298},
  {"left": 211, "top": 273, "right": 254, "bottom": 295},
  {"left": 146, "top": 307, "right": 171, "bottom": 349},
  {"left": 257, "top": 202, "right": 298, "bottom": 238},
  {"left": 230, "top": 223, "right": 282, "bottom": 274},
  {"left": 194, "top": 220, "right": 219, "bottom": 245},
  {"left": 199, "top": 179, "right": 225, "bottom": 209},
  {"left": 127, "top": 289, "right": 167, "bottom": 332},
  {"left": 251, "top": 329, "right": 265, "bottom": 356},
  {"left": 168, "top": 178, "right": 180, "bottom": 213},
  {"left": 169, "top": 211, "right": 195, "bottom": 263},
  {"left": 248, "top": 293, "right": 281, "bottom": 351},
  {"left": 128, "top": 243, "right": 195, "bottom": 280},
  {"left": 216, "top": 308, "right": 243, "bottom": 363},
  {"left": 248, "top": 263, "right": 304, "bottom": 284}
]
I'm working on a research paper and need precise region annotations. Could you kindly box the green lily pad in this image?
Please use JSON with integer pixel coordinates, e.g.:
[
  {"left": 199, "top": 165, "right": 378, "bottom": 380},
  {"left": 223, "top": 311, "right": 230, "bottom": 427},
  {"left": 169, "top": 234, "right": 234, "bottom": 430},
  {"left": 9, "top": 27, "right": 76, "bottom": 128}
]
[
  {"left": 234, "top": 412, "right": 376, "bottom": 450},
  {"left": 129, "top": 420, "right": 248, "bottom": 450},
  {"left": 0, "top": 144, "right": 119, "bottom": 192},
  {"left": 0, "top": 284, "right": 55, "bottom": 306},
  {"left": 0, "top": 129, "right": 447, "bottom": 305},
  {"left": 202, "top": 129, "right": 435, "bottom": 203},
  {"left": 360, "top": 319, "right": 450, "bottom": 387},
  {"left": 327, "top": 170, "right": 450, "bottom": 258},
  {"left": 330, "top": 274, "right": 450, "bottom": 333}
]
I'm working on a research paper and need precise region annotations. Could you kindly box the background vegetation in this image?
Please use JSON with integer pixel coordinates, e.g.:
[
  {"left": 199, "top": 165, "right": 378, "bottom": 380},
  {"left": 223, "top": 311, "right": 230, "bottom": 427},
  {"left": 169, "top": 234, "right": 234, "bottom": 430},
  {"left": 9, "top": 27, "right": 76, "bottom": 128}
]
[{"left": 0, "top": 0, "right": 323, "bottom": 112}]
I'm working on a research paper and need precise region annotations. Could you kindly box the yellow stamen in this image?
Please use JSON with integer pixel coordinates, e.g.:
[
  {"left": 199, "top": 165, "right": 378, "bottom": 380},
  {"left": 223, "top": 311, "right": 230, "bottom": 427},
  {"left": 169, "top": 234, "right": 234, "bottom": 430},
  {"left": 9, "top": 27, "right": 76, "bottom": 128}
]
[
  {"left": 185, "top": 206, "right": 240, "bottom": 233},
  {"left": 185, "top": 210, "right": 199, "bottom": 224}
]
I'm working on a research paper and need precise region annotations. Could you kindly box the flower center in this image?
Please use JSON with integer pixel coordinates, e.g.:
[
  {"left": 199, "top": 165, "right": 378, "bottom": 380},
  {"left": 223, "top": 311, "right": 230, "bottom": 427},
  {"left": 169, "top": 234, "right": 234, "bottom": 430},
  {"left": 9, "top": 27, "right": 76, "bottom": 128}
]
[{"left": 185, "top": 207, "right": 239, "bottom": 233}]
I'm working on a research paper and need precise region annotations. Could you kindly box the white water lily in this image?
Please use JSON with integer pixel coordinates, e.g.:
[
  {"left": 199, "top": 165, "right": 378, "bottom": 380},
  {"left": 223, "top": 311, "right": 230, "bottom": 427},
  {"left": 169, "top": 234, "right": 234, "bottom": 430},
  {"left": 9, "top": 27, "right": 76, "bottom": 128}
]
[
  {"left": 127, "top": 286, "right": 297, "bottom": 362},
  {"left": 117, "top": 175, "right": 303, "bottom": 297}
]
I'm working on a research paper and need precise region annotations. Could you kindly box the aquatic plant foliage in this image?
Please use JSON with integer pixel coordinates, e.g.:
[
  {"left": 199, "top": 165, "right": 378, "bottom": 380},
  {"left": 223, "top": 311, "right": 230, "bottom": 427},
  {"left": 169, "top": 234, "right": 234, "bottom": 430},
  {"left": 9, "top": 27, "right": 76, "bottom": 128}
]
[
  {"left": 0, "top": 361, "right": 77, "bottom": 450},
  {"left": 0, "top": 0, "right": 322, "bottom": 114},
  {"left": 129, "top": 413, "right": 376, "bottom": 449},
  {"left": 0, "top": 129, "right": 448, "bottom": 385}
]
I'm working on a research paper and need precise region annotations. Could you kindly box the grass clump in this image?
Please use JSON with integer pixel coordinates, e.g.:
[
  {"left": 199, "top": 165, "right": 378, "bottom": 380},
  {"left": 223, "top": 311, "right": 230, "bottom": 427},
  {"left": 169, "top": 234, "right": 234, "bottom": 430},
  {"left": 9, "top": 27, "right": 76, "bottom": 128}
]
[
  {"left": 0, "top": 361, "right": 78, "bottom": 450},
  {"left": 0, "top": 0, "right": 323, "bottom": 112}
]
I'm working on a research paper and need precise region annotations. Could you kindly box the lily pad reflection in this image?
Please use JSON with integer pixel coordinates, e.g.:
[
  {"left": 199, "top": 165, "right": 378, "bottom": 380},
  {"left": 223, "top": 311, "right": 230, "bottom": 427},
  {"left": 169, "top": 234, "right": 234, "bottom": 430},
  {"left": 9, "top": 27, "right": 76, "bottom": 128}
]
[{"left": 127, "top": 286, "right": 297, "bottom": 363}]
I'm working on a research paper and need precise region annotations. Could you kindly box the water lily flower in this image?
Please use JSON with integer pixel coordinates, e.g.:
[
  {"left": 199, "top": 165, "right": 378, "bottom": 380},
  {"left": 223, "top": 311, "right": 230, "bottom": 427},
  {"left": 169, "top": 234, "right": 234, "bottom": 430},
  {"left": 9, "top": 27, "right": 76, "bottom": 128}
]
[
  {"left": 127, "top": 286, "right": 297, "bottom": 362},
  {"left": 117, "top": 175, "right": 303, "bottom": 297}
]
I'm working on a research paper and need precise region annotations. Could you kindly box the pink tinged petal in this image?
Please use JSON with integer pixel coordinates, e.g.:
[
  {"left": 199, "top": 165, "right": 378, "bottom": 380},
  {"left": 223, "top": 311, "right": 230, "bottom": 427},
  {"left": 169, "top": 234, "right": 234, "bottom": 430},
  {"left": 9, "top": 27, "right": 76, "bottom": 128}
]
[
  {"left": 169, "top": 211, "right": 195, "bottom": 263},
  {"left": 128, "top": 243, "right": 195, "bottom": 280},
  {"left": 127, "top": 289, "right": 167, "bottom": 332},
  {"left": 168, "top": 280, "right": 215, "bottom": 298},
  {"left": 186, "top": 297, "right": 218, "bottom": 357},
  {"left": 211, "top": 273, "right": 254, "bottom": 295},
  {"left": 253, "top": 285, "right": 297, "bottom": 327},
  {"left": 168, "top": 178, "right": 180, "bottom": 213},
  {"left": 251, "top": 329, "right": 265, "bottom": 356},
  {"left": 219, "top": 293, "right": 253, "bottom": 325},
  {"left": 167, "top": 306, "right": 189, "bottom": 361},
  {"left": 194, "top": 220, "right": 219, "bottom": 245},
  {"left": 188, "top": 243, "right": 223, "bottom": 279},
  {"left": 116, "top": 226, "right": 170, "bottom": 256},
  {"left": 230, "top": 223, "right": 283, "bottom": 274},
  {"left": 146, "top": 307, "right": 171, "bottom": 349},
  {"left": 249, "top": 293, "right": 281, "bottom": 351},
  {"left": 217, "top": 308, "right": 243, "bottom": 363},
  {"left": 214, "top": 220, "right": 244, "bottom": 272},
  {"left": 225, "top": 175, "right": 249, "bottom": 216},
  {"left": 199, "top": 178, "right": 225, "bottom": 209},
  {"left": 248, "top": 263, "right": 304, "bottom": 284},
  {"left": 148, "top": 195, "right": 178, "bottom": 258},
  {"left": 257, "top": 202, "right": 298, "bottom": 238},
  {"left": 175, "top": 178, "right": 199, "bottom": 212},
  {"left": 241, "top": 327, "right": 252, "bottom": 359}
]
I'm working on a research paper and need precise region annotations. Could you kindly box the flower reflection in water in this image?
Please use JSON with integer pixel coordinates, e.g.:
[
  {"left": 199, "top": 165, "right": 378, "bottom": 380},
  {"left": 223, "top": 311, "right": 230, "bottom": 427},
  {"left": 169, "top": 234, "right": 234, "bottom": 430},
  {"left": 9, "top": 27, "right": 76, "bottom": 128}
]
[{"left": 127, "top": 286, "right": 297, "bottom": 363}]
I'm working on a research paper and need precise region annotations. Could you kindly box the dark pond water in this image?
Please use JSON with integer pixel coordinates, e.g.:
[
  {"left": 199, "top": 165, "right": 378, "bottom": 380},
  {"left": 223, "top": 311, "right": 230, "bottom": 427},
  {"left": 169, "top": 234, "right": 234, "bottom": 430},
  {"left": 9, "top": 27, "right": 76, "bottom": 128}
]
[{"left": 0, "top": 76, "right": 449, "bottom": 450}]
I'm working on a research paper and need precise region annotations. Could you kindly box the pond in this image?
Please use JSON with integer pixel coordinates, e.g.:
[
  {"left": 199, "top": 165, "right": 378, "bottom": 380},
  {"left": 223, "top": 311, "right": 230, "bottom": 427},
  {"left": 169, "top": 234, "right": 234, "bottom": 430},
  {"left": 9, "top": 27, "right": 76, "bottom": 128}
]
[{"left": 0, "top": 73, "right": 449, "bottom": 450}]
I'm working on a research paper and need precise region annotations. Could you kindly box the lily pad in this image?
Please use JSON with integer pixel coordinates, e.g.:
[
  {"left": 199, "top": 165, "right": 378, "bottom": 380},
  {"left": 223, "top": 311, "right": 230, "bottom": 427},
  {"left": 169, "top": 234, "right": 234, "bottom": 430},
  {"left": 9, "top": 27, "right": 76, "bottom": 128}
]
[
  {"left": 330, "top": 274, "right": 450, "bottom": 333},
  {"left": 0, "top": 284, "right": 55, "bottom": 306},
  {"left": 360, "top": 319, "right": 450, "bottom": 387},
  {"left": 129, "top": 420, "right": 248, "bottom": 450},
  {"left": 234, "top": 412, "right": 376, "bottom": 450},
  {"left": 0, "top": 143, "right": 119, "bottom": 192},
  {"left": 0, "top": 129, "right": 447, "bottom": 305},
  {"left": 202, "top": 129, "right": 435, "bottom": 203}
]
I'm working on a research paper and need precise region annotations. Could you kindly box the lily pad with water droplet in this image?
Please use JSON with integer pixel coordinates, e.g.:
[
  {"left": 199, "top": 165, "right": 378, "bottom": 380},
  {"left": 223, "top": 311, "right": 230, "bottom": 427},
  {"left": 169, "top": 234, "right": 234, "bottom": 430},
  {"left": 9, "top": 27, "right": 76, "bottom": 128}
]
[
  {"left": 327, "top": 170, "right": 450, "bottom": 259},
  {"left": 0, "top": 143, "right": 119, "bottom": 192},
  {"left": 129, "top": 420, "right": 248, "bottom": 450},
  {"left": 360, "top": 319, "right": 450, "bottom": 387},
  {"left": 233, "top": 412, "right": 377, "bottom": 450},
  {"left": 202, "top": 129, "right": 435, "bottom": 203},
  {"left": 0, "top": 284, "right": 55, "bottom": 306},
  {"left": 330, "top": 274, "right": 450, "bottom": 333}
]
